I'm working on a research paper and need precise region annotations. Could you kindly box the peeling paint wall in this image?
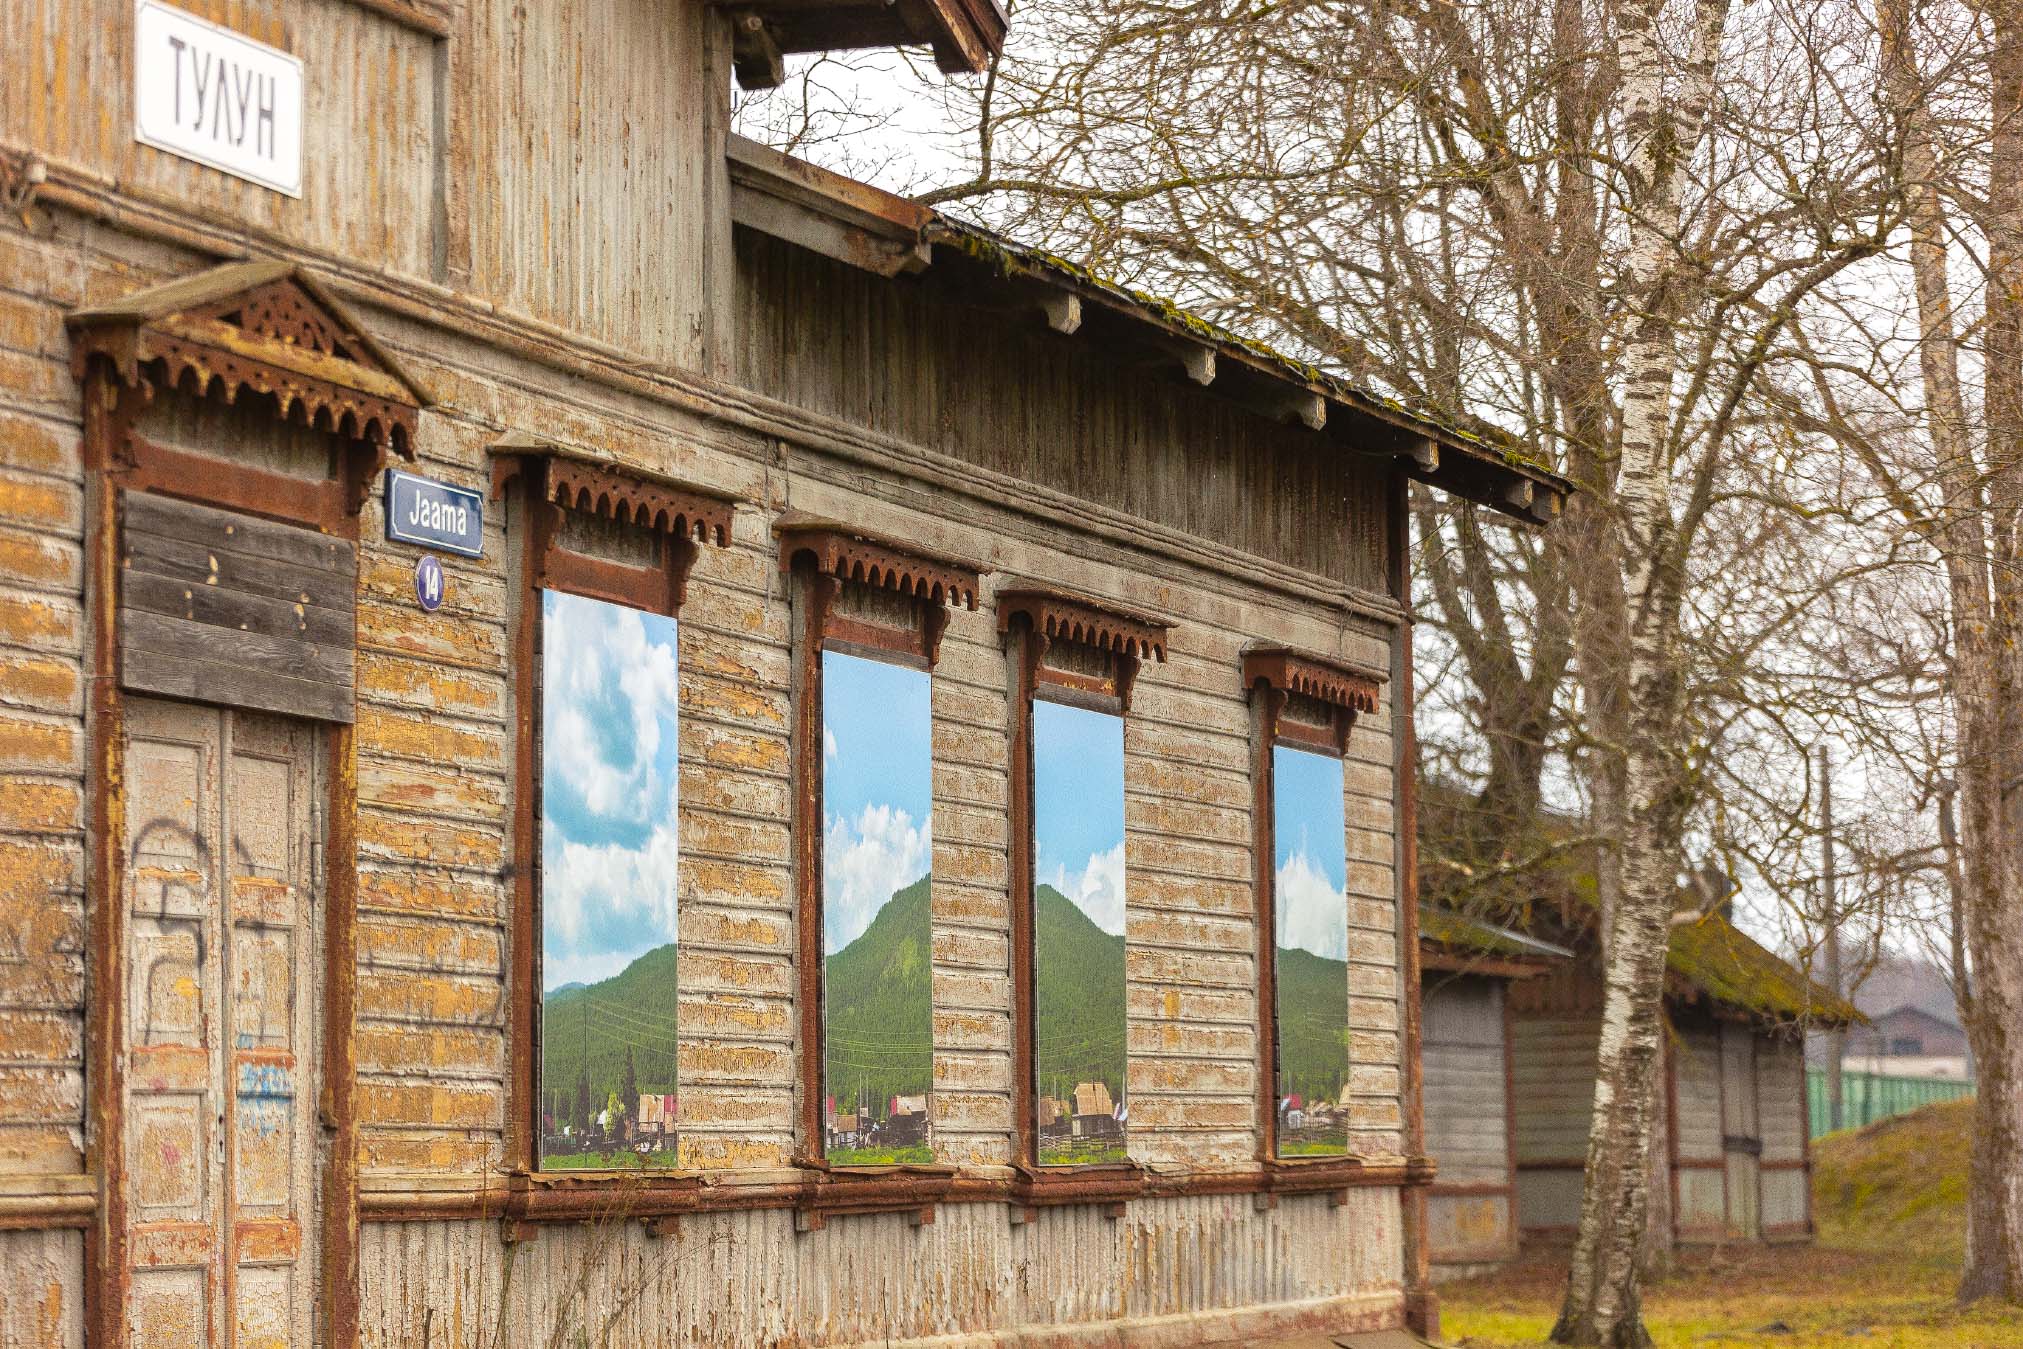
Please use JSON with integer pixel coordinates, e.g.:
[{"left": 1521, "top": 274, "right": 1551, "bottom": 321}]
[
  {"left": 357, "top": 1190, "right": 1404, "bottom": 1347},
  {"left": 2, "top": 1, "right": 1417, "bottom": 1336}
]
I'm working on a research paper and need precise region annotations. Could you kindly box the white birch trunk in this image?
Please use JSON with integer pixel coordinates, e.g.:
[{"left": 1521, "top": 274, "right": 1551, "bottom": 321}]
[{"left": 1552, "top": 0, "right": 1732, "bottom": 1342}]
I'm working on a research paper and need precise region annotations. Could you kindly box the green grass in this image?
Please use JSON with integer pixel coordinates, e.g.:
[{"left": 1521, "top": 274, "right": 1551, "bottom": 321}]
[
  {"left": 539, "top": 1150, "right": 680, "bottom": 1170},
  {"left": 1440, "top": 1099, "right": 2022, "bottom": 1349},
  {"left": 1279, "top": 1137, "right": 1349, "bottom": 1157},
  {"left": 826, "top": 1145, "right": 934, "bottom": 1166}
]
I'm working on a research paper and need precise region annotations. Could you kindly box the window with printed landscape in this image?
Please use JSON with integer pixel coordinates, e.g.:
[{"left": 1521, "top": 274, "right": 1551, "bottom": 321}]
[
  {"left": 820, "top": 649, "right": 935, "bottom": 1163},
  {"left": 537, "top": 589, "right": 683, "bottom": 1170},
  {"left": 1272, "top": 743, "right": 1351, "bottom": 1157},
  {"left": 1033, "top": 698, "right": 1128, "bottom": 1165}
]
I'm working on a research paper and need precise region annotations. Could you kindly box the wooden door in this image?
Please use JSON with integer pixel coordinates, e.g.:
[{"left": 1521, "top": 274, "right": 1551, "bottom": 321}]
[
  {"left": 123, "top": 698, "right": 322, "bottom": 1349},
  {"left": 1720, "top": 1021, "right": 1762, "bottom": 1239}
]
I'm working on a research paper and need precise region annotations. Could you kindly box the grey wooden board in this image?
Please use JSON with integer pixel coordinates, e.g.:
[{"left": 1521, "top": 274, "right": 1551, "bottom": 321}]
[
  {"left": 124, "top": 490, "right": 355, "bottom": 573},
  {"left": 119, "top": 493, "right": 357, "bottom": 724},
  {"left": 123, "top": 646, "right": 354, "bottom": 725},
  {"left": 122, "top": 569, "right": 356, "bottom": 648},
  {"left": 123, "top": 527, "right": 357, "bottom": 615}
]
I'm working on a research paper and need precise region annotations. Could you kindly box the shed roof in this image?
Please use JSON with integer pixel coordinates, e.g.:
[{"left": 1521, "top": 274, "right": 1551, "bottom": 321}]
[
  {"left": 726, "top": 135, "right": 1570, "bottom": 525},
  {"left": 1666, "top": 911, "right": 1860, "bottom": 1026},
  {"left": 1420, "top": 906, "right": 1572, "bottom": 964}
]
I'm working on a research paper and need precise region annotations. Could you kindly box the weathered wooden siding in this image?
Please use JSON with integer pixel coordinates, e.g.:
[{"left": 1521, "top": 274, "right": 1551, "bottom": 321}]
[
  {"left": 1423, "top": 977, "right": 1510, "bottom": 1267},
  {"left": 1509, "top": 1014, "right": 1594, "bottom": 1233},
  {"left": 357, "top": 1190, "right": 1405, "bottom": 1346},
  {"left": 1756, "top": 1034, "right": 1808, "bottom": 1234},
  {"left": 4, "top": 0, "right": 444, "bottom": 279},
  {"left": 1671, "top": 1026, "right": 1726, "bottom": 1237},
  {"left": 3, "top": 0, "right": 727, "bottom": 368},
  {"left": 463, "top": 0, "right": 727, "bottom": 366},
  {"left": 0, "top": 210, "right": 98, "bottom": 1349},
  {"left": 2, "top": 71, "right": 1414, "bottom": 1340},
  {"left": 731, "top": 232, "right": 1397, "bottom": 600}
]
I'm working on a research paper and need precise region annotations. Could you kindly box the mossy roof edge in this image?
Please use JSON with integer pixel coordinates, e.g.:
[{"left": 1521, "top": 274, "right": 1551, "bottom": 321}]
[{"left": 925, "top": 216, "right": 1571, "bottom": 493}]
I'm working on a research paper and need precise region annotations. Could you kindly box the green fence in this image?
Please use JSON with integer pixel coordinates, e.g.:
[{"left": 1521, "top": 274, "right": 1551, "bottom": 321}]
[{"left": 1807, "top": 1067, "right": 1973, "bottom": 1137}]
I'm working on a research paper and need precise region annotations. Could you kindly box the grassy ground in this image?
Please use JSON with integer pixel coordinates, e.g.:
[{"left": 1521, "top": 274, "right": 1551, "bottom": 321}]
[{"left": 1440, "top": 1099, "right": 2023, "bottom": 1348}]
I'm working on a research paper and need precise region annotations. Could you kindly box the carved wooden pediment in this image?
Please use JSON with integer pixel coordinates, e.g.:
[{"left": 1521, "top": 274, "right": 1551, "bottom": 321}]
[{"left": 68, "top": 258, "right": 428, "bottom": 456}]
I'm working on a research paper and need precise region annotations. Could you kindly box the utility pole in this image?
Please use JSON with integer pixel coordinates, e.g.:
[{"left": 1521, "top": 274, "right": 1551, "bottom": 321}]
[
  {"left": 1936, "top": 779, "right": 1974, "bottom": 1079},
  {"left": 1820, "top": 745, "right": 1843, "bottom": 1133}
]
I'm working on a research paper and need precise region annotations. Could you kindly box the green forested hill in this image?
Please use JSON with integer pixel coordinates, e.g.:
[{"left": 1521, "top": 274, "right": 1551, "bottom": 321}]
[
  {"left": 541, "top": 940, "right": 680, "bottom": 1130},
  {"left": 1275, "top": 943, "right": 1350, "bottom": 1103},
  {"left": 1034, "top": 884, "right": 1127, "bottom": 1101},
  {"left": 824, "top": 875, "right": 934, "bottom": 1110},
  {"left": 538, "top": 876, "right": 1352, "bottom": 1132}
]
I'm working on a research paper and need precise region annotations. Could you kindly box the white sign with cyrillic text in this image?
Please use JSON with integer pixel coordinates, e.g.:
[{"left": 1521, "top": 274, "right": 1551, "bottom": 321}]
[{"left": 133, "top": 1, "right": 304, "bottom": 197}]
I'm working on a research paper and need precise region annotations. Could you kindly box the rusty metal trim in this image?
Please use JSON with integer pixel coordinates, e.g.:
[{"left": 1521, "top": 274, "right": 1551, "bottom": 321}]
[{"left": 353, "top": 1160, "right": 1426, "bottom": 1226}]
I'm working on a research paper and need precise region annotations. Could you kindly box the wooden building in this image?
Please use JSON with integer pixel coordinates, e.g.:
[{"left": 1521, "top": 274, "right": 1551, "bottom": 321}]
[
  {"left": 1417, "top": 909, "right": 1569, "bottom": 1275},
  {"left": 1420, "top": 900, "right": 1856, "bottom": 1267},
  {"left": 0, "top": 2, "right": 1567, "bottom": 1345}
]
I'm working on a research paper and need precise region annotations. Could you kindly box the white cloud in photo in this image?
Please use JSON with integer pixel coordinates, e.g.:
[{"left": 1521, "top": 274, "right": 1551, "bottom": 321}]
[
  {"left": 1277, "top": 849, "right": 1348, "bottom": 960},
  {"left": 1049, "top": 841, "right": 1126, "bottom": 936},
  {"left": 541, "top": 811, "right": 681, "bottom": 991},
  {"left": 824, "top": 726, "right": 839, "bottom": 763},
  {"left": 824, "top": 803, "right": 929, "bottom": 953},
  {"left": 543, "top": 596, "right": 680, "bottom": 836}
]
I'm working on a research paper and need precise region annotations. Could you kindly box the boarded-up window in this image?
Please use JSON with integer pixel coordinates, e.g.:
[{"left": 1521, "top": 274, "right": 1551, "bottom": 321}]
[
  {"left": 1033, "top": 699, "right": 1128, "bottom": 1164},
  {"left": 537, "top": 590, "right": 683, "bottom": 1169},
  {"left": 820, "top": 650, "right": 934, "bottom": 1162}
]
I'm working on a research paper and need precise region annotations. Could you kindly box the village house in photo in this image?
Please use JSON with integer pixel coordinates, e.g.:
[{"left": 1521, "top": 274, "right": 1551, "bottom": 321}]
[{"left": 0, "top": 0, "right": 1569, "bottom": 1344}]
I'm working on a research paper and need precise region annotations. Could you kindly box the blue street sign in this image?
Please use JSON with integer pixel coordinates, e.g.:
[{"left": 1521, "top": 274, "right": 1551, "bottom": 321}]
[
  {"left": 414, "top": 555, "right": 445, "bottom": 612},
  {"left": 385, "top": 469, "right": 483, "bottom": 558}
]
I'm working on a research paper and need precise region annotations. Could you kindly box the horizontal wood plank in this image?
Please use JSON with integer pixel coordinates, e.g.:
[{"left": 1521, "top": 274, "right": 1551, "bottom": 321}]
[
  {"left": 122, "top": 569, "right": 356, "bottom": 647},
  {"left": 123, "top": 490, "right": 356, "bottom": 574},
  {"left": 122, "top": 609, "right": 354, "bottom": 689},
  {"left": 123, "top": 647, "right": 354, "bottom": 725},
  {"left": 122, "top": 527, "right": 356, "bottom": 615}
]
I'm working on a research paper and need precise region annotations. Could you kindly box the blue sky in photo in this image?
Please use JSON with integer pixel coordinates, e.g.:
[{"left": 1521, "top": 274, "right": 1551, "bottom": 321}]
[
  {"left": 1034, "top": 698, "right": 1127, "bottom": 935},
  {"left": 1274, "top": 743, "right": 1349, "bottom": 960},
  {"left": 822, "top": 649, "right": 933, "bottom": 953},
  {"left": 540, "top": 590, "right": 682, "bottom": 991}
]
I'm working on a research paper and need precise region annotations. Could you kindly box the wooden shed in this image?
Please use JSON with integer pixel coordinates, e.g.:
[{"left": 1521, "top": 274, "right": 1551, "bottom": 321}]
[
  {"left": 1417, "top": 908, "right": 1570, "bottom": 1275},
  {"left": 1506, "top": 909, "right": 1858, "bottom": 1250},
  {"left": 0, "top": 3, "right": 1569, "bottom": 1346}
]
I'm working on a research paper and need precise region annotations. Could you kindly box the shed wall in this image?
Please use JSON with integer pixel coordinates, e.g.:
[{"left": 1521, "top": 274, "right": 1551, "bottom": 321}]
[{"left": 1422, "top": 976, "right": 1512, "bottom": 1269}]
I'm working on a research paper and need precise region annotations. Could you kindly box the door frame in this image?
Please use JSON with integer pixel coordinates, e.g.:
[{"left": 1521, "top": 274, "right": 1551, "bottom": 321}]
[{"left": 72, "top": 263, "right": 422, "bottom": 1349}]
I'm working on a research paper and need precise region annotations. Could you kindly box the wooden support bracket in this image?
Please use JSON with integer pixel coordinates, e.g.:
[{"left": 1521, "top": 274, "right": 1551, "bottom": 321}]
[
  {"left": 730, "top": 11, "right": 786, "bottom": 88},
  {"left": 1404, "top": 437, "right": 1439, "bottom": 473},
  {"left": 1255, "top": 387, "right": 1325, "bottom": 431},
  {"left": 1036, "top": 287, "right": 1082, "bottom": 335}
]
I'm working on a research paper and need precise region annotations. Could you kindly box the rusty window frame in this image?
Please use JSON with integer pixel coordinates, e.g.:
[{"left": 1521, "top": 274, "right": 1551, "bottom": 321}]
[
  {"left": 1242, "top": 645, "right": 1383, "bottom": 1170},
  {"left": 777, "top": 517, "right": 982, "bottom": 1223},
  {"left": 491, "top": 444, "right": 737, "bottom": 1182},
  {"left": 998, "top": 588, "right": 1166, "bottom": 1208}
]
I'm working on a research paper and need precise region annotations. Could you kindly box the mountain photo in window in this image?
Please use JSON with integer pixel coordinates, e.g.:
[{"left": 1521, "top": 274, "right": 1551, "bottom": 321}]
[
  {"left": 820, "top": 650, "right": 934, "bottom": 1163},
  {"left": 1033, "top": 699, "right": 1128, "bottom": 1165},
  {"left": 1272, "top": 743, "right": 1351, "bottom": 1157},
  {"left": 537, "top": 590, "right": 683, "bottom": 1170}
]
